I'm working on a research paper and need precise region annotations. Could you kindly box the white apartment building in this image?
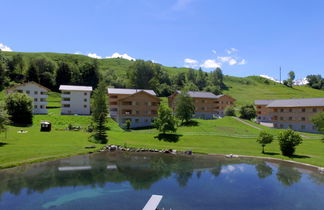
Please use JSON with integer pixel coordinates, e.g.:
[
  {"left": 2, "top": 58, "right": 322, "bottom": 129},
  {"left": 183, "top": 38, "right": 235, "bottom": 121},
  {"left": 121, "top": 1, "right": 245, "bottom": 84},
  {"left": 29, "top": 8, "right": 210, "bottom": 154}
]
[
  {"left": 59, "top": 85, "right": 92, "bottom": 115},
  {"left": 6, "top": 81, "right": 49, "bottom": 114}
]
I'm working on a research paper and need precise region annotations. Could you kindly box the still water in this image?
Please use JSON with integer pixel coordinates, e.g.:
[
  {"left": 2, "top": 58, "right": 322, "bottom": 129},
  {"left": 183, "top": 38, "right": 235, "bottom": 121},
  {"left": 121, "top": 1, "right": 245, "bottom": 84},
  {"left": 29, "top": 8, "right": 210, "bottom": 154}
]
[{"left": 0, "top": 152, "right": 324, "bottom": 210}]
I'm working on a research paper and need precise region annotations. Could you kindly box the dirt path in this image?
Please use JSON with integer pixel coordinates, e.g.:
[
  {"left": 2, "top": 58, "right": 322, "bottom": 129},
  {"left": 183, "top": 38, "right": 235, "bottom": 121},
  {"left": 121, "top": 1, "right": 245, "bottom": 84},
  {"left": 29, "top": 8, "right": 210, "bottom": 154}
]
[{"left": 232, "top": 117, "right": 262, "bottom": 130}]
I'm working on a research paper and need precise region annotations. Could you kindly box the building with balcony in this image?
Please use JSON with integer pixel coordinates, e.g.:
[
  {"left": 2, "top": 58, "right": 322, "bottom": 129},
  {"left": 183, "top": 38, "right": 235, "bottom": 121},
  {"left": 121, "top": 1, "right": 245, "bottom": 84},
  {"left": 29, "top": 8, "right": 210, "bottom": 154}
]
[
  {"left": 168, "top": 91, "right": 235, "bottom": 119},
  {"left": 255, "top": 100, "right": 275, "bottom": 123},
  {"left": 107, "top": 88, "right": 161, "bottom": 128},
  {"left": 255, "top": 98, "right": 324, "bottom": 133},
  {"left": 59, "top": 85, "right": 92, "bottom": 115},
  {"left": 6, "top": 81, "right": 50, "bottom": 114}
]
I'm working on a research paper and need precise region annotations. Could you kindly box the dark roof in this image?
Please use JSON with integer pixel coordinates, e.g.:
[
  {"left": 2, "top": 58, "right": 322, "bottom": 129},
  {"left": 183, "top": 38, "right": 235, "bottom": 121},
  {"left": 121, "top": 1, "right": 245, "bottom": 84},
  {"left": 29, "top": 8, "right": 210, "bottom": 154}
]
[
  {"left": 266, "top": 98, "right": 324, "bottom": 108},
  {"left": 255, "top": 100, "right": 275, "bottom": 105},
  {"left": 176, "top": 90, "right": 218, "bottom": 99},
  {"left": 107, "top": 88, "right": 156, "bottom": 96}
]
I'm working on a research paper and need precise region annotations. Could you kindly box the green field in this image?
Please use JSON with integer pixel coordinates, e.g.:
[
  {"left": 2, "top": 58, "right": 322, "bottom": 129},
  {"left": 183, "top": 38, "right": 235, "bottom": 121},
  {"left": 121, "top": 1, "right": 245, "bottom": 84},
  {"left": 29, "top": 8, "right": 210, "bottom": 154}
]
[{"left": 1, "top": 113, "right": 323, "bottom": 168}]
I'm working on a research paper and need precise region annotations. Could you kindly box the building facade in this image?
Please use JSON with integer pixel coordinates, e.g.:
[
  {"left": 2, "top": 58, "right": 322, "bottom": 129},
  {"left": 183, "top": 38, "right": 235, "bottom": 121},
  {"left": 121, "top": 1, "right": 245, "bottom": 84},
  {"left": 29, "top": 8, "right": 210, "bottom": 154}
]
[
  {"left": 255, "top": 98, "right": 324, "bottom": 133},
  {"left": 168, "top": 91, "right": 235, "bottom": 119},
  {"left": 59, "top": 85, "right": 92, "bottom": 115},
  {"left": 108, "top": 88, "right": 160, "bottom": 128},
  {"left": 6, "top": 81, "right": 49, "bottom": 114},
  {"left": 255, "top": 100, "right": 274, "bottom": 123}
]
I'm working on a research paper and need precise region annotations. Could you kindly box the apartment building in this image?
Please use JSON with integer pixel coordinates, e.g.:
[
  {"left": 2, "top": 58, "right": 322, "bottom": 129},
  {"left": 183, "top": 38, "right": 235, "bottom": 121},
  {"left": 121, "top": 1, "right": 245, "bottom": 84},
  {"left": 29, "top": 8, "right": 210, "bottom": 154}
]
[
  {"left": 255, "top": 100, "right": 275, "bottom": 123},
  {"left": 6, "top": 81, "right": 49, "bottom": 114},
  {"left": 107, "top": 88, "right": 160, "bottom": 128},
  {"left": 168, "top": 91, "right": 235, "bottom": 119},
  {"left": 255, "top": 98, "right": 324, "bottom": 133},
  {"left": 59, "top": 85, "right": 92, "bottom": 115}
]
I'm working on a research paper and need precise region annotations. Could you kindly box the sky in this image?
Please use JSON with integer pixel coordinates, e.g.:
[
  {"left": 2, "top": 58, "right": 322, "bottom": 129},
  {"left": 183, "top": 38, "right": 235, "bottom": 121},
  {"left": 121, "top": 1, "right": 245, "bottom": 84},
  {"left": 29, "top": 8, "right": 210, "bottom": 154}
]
[{"left": 1, "top": 0, "right": 324, "bottom": 79}]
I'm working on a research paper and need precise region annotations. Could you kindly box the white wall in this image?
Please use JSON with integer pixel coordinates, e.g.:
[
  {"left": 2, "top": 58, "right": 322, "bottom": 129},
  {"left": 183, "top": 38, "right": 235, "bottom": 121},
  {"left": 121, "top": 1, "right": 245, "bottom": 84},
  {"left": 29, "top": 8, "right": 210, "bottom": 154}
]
[
  {"left": 7, "top": 83, "right": 48, "bottom": 114},
  {"left": 61, "top": 91, "right": 91, "bottom": 115}
]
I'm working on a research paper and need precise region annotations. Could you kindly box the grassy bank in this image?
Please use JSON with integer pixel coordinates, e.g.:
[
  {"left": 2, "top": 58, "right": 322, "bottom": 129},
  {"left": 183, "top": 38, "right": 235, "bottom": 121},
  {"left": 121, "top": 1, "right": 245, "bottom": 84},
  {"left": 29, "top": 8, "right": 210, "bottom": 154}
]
[{"left": 0, "top": 114, "right": 323, "bottom": 168}]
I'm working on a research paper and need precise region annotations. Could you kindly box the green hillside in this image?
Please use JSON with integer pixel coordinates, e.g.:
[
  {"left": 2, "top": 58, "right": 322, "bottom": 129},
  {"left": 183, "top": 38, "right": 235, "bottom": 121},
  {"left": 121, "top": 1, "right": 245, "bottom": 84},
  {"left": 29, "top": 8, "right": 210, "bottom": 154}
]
[{"left": 2, "top": 51, "right": 324, "bottom": 106}]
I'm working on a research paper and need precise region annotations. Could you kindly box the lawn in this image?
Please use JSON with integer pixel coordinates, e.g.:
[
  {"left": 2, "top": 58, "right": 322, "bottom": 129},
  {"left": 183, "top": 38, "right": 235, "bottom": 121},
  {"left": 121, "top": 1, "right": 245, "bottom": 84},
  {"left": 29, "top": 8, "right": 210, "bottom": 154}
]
[{"left": 1, "top": 115, "right": 324, "bottom": 168}]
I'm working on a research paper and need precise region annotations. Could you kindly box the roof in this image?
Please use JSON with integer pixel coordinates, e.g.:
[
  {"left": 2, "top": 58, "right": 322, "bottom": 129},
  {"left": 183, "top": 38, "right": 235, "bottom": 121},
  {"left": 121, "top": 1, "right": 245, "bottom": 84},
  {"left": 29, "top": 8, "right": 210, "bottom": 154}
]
[
  {"left": 6, "top": 81, "right": 51, "bottom": 92},
  {"left": 107, "top": 88, "right": 156, "bottom": 96},
  {"left": 59, "top": 85, "right": 93, "bottom": 92},
  {"left": 266, "top": 98, "right": 324, "bottom": 108},
  {"left": 255, "top": 100, "right": 275, "bottom": 105},
  {"left": 175, "top": 90, "right": 218, "bottom": 99}
]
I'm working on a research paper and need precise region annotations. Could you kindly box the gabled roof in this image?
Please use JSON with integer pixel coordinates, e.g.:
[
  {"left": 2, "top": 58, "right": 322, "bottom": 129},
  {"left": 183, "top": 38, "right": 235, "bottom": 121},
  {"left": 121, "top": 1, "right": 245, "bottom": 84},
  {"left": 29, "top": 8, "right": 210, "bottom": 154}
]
[
  {"left": 107, "top": 88, "right": 156, "bottom": 96},
  {"left": 6, "top": 81, "right": 51, "bottom": 92},
  {"left": 255, "top": 100, "right": 275, "bottom": 105},
  {"left": 117, "top": 90, "right": 161, "bottom": 101},
  {"left": 174, "top": 90, "right": 218, "bottom": 99},
  {"left": 59, "top": 85, "right": 92, "bottom": 92},
  {"left": 266, "top": 98, "right": 324, "bottom": 108}
]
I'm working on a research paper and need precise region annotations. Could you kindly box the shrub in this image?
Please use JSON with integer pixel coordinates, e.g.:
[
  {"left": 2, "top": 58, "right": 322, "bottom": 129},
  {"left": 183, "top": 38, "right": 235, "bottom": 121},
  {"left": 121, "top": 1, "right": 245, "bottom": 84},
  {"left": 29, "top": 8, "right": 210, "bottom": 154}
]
[
  {"left": 224, "top": 106, "right": 236, "bottom": 116},
  {"left": 278, "top": 130, "right": 303, "bottom": 156},
  {"left": 239, "top": 104, "right": 256, "bottom": 120}
]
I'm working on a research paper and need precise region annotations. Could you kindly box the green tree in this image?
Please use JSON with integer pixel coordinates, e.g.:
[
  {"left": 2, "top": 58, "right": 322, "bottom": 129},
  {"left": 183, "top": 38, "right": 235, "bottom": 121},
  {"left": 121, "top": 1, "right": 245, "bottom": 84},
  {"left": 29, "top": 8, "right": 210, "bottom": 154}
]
[
  {"left": 5, "top": 93, "right": 33, "bottom": 125},
  {"left": 285, "top": 71, "right": 295, "bottom": 87},
  {"left": 127, "top": 60, "right": 160, "bottom": 89},
  {"left": 0, "top": 60, "right": 7, "bottom": 91},
  {"left": 0, "top": 103, "right": 10, "bottom": 137},
  {"left": 311, "top": 112, "right": 324, "bottom": 133},
  {"left": 278, "top": 129, "right": 303, "bottom": 156},
  {"left": 91, "top": 82, "right": 108, "bottom": 144},
  {"left": 81, "top": 61, "right": 100, "bottom": 88},
  {"left": 187, "top": 68, "right": 196, "bottom": 84},
  {"left": 239, "top": 104, "right": 256, "bottom": 120},
  {"left": 196, "top": 68, "right": 207, "bottom": 90},
  {"left": 175, "top": 90, "right": 195, "bottom": 124},
  {"left": 8, "top": 54, "right": 27, "bottom": 83},
  {"left": 26, "top": 63, "right": 40, "bottom": 83},
  {"left": 154, "top": 104, "right": 177, "bottom": 134},
  {"left": 307, "top": 74, "right": 323, "bottom": 90},
  {"left": 224, "top": 106, "right": 236, "bottom": 116},
  {"left": 256, "top": 131, "right": 274, "bottom": 153},
  {"left": 56, "top": 62, "right": 73, "bottom": 88}
]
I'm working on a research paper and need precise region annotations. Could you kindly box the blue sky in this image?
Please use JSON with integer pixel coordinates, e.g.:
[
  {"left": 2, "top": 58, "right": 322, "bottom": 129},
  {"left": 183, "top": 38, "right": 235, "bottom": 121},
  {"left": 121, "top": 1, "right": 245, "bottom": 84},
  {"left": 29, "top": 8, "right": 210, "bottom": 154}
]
[{"left": 1, "top": 0, "right": 324, "bottom": 79}]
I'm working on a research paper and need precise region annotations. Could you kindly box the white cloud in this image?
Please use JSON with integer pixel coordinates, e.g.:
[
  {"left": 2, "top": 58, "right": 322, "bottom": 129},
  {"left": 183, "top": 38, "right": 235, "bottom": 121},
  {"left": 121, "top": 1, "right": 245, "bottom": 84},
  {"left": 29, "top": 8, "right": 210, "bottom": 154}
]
[
  {"left": 184, "top": 58, "right": 198, "bottom": 68},
  {"left": 260, "top": 75, "right": 279, "bottom": 82},
  {"left": 74, "top": 52, "right": 81, "bottom": 55},
  {"left": 172, "top": 0, "right": 193, "bottom": 10},
  {"left": 226, "top": 48, "right": 238, "bottom": 55},
  {"left": 238, "top": 59, "right": 246, "bottom": 65},
  {"left": 200, "top": 59, "right": 221, "bottom": 69},
  {"left": 106, "top": 52, "right": 136, "bottom": 61},
  {"left": 212, "top": 49, "right": 217, "bottom": 54},
  {"left": 87, "top": 53, "right": 102, "bottom": 59},
  {"left": 218, "top": 56, "right": 237, "bottom": 66},
  {"left": 0, "top": 43, "right": 12, "bottom": 52}
]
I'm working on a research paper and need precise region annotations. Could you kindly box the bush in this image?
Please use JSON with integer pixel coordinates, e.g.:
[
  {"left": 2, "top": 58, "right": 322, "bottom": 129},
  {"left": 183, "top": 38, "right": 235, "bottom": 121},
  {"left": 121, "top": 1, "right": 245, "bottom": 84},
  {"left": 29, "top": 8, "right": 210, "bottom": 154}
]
[
  {"left": 278, "top": 130, "right": 303, "bottom": 156},
  {"left": 256, "top": 131, "right": 274, "bottom": 153},
  {"left": 224, "top": 106, "right": 236, "bottom": 116},
  {"left": 5, "top": 92, "right": 33, "bottom": 125},
  {"left": 239, "top": 104, "right": 256, "bottom": 120}
]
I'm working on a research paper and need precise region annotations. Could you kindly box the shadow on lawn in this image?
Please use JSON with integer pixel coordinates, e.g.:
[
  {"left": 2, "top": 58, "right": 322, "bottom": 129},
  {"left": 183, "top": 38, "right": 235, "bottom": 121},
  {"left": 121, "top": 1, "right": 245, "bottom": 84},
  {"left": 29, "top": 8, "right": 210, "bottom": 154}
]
[
  {"left": 0, "top": 142, "right": 8, "bottom": 147},
  {"left": 154, "top": 134, "right": 183, "bottom": 142},
  {"left": 263, "top": 152, "right": 280, "bottom": 156},
  {"left": 289, "top": 154, "right": 310, "bottom": 159},
  {"left": 181, "top": 120, "right": 199, "bottom": 127}
]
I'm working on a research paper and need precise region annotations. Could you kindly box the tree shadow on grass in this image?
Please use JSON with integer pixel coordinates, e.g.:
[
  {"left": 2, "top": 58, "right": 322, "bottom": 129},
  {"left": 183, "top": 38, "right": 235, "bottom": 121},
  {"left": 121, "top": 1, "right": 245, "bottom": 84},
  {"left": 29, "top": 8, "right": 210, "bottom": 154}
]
[
  {"left": 289, "top": 154, "right": 310, "bottom": 159},
  {"left": 154, "top": 134, "right": 183, "bottom": 143},
  {"left": 181, "top": 120, "right": 199, "bottom": 127},
  {"left": 0, "top": 142, "right": 8, "bottom": 147}
]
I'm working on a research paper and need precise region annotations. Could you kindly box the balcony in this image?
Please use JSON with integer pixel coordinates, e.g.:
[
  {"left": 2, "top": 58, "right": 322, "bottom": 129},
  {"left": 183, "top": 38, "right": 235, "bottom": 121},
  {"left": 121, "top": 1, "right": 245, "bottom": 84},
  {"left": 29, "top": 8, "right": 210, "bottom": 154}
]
[
  {"left": 61, "top": 100, "right": 71, "bottom": 105},
  {"left": 61, "top": 94, "right": 71, "bottom": 98}
]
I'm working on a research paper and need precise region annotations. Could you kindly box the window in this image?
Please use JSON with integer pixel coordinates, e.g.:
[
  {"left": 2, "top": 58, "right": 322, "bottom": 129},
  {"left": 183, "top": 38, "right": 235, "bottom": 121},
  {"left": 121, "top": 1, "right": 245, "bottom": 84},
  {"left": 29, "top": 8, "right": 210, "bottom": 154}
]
[
  {"left": 302, "top": 108, "right": 306, "bottom": 112},
  {"left": 202, "top": 100, "right": 205, "bottom": 103},
  {"left": 40, "top": 105, "right": 43, "bottom": 109},
  {"left": 313, "top": 108, "right": 317, "bottom": 112},
  {"left": 301, "top": 117, "right": 306, "bottom": 121},
  {"left": 136, "top": 110, "right": 140, "bottom": 114},
  {"left": 26, "top": 90, "right": 30, "bottom": 94},
  {"left": 273, "top": 116, "right": 278, "bottom": 120},
  {"left": 63, "top": 104, "right": 70, "bottom": 108},
  {"left": 145, "top": 119, "right": 148, "bottom": 123},
  {"left": 40, "top": 98, "right": 46, "bottom": 102},
  {"left": 135, "top": 119, "right": 139, "bottom": 123},
  {"left": 280, "top": 124, "right": 284, "bottom": 128},
  {"left": 280, "top": 109, "right": 284, "bottom": 112},
  {"left": 84, "top": 105, "right": 87, "bottom": 108},
  {"left": 257, "top": 106, "right": 261, "bottom": 109},
  {"left": 289, "top": 117, "right": 292, "bottom": 121},
  {"left": 258, "top": 116, "right": 261, "bottom": 119},
  {"left": 289, "top": 108, "right": 292, "bottom": 112},
  {"left": 84, "top": 98, "right": 87, "bottom": 102},
  {"left": 34, "top": 105, "right": 37, "bottom": 109},
  {"left": 258, "top": 111, "right": 261, "bottom": 114},
  {"left": 280, "top": 117, "right": 284, "bottom": 120},
  {"left": 301, "top": 125, "right": 306, "bottom": 130},
  {"left": 110, "top": 108, "right": 117, "bottom": 112},
  {"left": 17, "top": 90, "right": 23, "bottom": 93},
  {"left": 84, "top": 92, "right": 87, "bottom": 96},
  {"left": 110, "top": 95, "right": 118, "bottom": 99},
  {"left": 274, "top": 109, "right": 278, "bottom": 112},
  {"left": 34, "top": 91, "right": 38, "bottom": 94},
  {"left": 63, "top": 91, "right": 70, "bottom": 94},
  {"left": 63, "top": 98, "right": 70, "bottom": 101},
  {"left": 34, "top": 98, "right": 38, "bottom": 102}
]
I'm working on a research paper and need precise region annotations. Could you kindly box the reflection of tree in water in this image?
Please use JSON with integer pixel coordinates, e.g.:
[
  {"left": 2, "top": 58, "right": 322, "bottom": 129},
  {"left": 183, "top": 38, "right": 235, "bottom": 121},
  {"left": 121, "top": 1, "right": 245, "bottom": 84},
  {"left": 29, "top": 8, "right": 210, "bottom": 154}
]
[
  {"left": 255, "top": 162, "right": 273, "bottom": 179},
  {"left": 309, "top": 173, "right": 324, "bottom": 185},
  {"left": 276, "top": 165, "right": 302, "bottom": 186},
  {"left": 209, "top": 161, "right": 222, "bottom": 177}
]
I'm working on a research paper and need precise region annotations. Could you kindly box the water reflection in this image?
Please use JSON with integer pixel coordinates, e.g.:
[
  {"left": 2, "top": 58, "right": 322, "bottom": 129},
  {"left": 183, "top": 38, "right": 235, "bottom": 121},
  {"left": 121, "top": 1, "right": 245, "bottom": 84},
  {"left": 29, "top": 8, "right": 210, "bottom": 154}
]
[{"left": 0, "top": 152, "right": 324, "bottom": 210}]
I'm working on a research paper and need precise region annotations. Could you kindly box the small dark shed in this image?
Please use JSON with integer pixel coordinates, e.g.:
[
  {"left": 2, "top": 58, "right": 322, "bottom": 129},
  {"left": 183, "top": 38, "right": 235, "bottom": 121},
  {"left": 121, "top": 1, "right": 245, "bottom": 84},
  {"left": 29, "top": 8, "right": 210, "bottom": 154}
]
[{"left": 40, "top": 121, "right": 51, "bottom": 132}]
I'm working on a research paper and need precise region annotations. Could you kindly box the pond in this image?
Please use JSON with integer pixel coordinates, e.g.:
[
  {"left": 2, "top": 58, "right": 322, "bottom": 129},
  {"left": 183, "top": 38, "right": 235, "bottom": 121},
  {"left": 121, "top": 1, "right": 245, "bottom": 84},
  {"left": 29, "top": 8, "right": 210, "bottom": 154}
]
[{"left": 0, "top": 152, "right": 324, "bottom": 210}]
